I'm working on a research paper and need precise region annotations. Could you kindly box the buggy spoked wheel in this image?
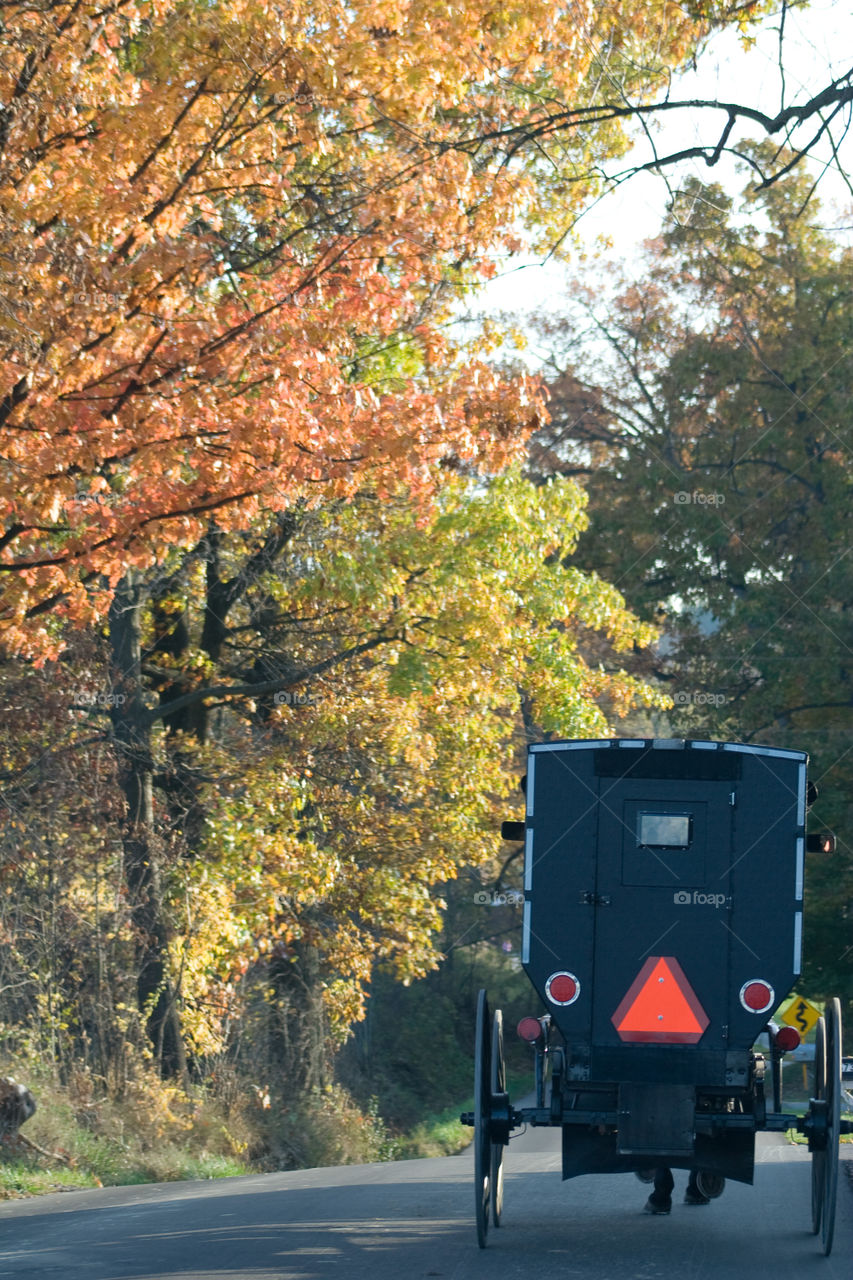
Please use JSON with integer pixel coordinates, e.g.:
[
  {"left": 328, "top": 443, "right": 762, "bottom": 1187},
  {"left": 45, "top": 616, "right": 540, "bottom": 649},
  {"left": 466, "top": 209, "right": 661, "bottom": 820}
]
[
  {"left": 810, "top": 1013, "right": 826, "bottom": 1235},
  {"left": 474, "top": 988, "right": 492, "bottom": 1248},
  {"left": 809, "top": 999, "right": 842, "bottom": 1255},
  {"left": 821, "top": 998, "right": 842, "bottom": 1256},
  {"left": 490, "top": 1008, "right": 506, "bottom": 1227}
]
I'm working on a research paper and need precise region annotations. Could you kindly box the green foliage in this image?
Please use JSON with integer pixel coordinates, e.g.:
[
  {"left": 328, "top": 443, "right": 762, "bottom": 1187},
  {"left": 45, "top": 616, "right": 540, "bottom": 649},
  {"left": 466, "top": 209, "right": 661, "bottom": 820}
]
[
  {"left": 198, "top": 467, "right": 665, "bottom": 1046},
  {"left": 1, "top": 451, "right": 664, "bottom": 1142}
]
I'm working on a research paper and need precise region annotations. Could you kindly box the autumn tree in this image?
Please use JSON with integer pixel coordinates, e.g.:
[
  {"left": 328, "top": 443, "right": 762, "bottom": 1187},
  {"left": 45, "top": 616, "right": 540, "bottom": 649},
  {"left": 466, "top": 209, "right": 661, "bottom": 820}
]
[
  {"left": 0, "top": 468, "right": 665, "bottom": 1083},
  {"left": 125, "top": 469, "right": 667, "bottom": 1073},
  {"left": 2, "top": 0, "right": 849, "bottom": 1097},
  {"left": 0, "top": 1, "right": 793, "bottom": 653},
  {"left": 536, "top": 151, "right": 853, "bottom": 1006},
  {"left": 2, "top": 0, "right": 748, "bottom": 1072}
]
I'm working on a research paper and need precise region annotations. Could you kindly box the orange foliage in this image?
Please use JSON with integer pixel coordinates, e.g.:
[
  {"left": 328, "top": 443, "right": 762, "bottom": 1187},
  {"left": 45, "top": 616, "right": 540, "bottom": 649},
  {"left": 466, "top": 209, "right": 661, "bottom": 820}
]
[{"left": 0, "top": 1, "right": 746, "bottom": 656}]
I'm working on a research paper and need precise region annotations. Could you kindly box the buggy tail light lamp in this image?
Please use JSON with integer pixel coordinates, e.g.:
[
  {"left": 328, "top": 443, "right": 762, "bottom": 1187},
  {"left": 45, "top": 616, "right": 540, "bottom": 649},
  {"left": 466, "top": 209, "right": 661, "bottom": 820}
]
[
  {"left": 517, "top": 1016, "right": 546, "bottom": 1044},
  {"left": 774, "top": 1025, "right": 801, "bottom": 1053},
  {"left": 740, "top": 979, "right": 775, "bottom": 1015},
  {"left": 546, "top": 971, "right": 581, "bottom": 1006}
]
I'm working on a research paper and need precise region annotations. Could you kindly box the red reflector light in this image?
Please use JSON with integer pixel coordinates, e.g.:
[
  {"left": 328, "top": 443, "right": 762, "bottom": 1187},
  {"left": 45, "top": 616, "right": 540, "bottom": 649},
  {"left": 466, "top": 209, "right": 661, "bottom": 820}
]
[
  {"left": 775, "top": 1026, "right": 801, "bottom": 1052},
  {"left": 517, "top": 1016, "right": 543, "bottom": 1043},
  {"left": 740, "top": 980, "right": 775, "bottom": 1014},
  {"left": 546, "top": 971, "right": 580, "bottom": 1006}
]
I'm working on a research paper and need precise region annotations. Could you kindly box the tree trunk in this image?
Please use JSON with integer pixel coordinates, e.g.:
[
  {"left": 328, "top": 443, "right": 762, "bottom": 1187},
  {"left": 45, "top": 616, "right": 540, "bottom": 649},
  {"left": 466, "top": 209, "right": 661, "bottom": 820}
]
[
  {"left": 267, "top": 941, "right": 327, "bottom": 1096},
  {"left": 109, "top": 573, "right": 186, "bottom": 1079}
]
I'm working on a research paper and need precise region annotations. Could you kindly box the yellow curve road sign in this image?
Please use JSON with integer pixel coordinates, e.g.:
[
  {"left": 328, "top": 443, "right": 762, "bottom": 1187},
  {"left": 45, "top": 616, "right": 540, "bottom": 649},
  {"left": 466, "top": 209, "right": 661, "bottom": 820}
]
[{"left": 781, "top": 995, "right": 822, "bottom": 1036}]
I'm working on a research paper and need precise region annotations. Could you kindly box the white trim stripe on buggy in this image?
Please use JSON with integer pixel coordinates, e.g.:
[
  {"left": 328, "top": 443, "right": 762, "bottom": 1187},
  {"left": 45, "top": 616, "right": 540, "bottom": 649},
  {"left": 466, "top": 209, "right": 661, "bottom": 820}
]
[
  {"left": 522, "top": 900, "right": 531, "bottom": 964},
  {"left": 524, "top": 827, "right": 534, "bottom": 892},
  {"left": 793, "top": 912, "right": 803, "bottom": 975},
  {"left": 529, "top": 739, "right": 807, "bottom": 759},
  {"left": 722, "top": 743, "right": 807, "bottom": 760},
  {"left": 526, "top": 754, "right": 535, "bottom": 819}
]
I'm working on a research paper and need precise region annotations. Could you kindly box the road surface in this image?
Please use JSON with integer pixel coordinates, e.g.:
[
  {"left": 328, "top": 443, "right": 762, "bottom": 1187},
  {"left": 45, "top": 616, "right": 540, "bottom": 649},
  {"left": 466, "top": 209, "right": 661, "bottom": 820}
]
[{"left": 0, "top": 1121, "right": 850, "bottom": 1279}]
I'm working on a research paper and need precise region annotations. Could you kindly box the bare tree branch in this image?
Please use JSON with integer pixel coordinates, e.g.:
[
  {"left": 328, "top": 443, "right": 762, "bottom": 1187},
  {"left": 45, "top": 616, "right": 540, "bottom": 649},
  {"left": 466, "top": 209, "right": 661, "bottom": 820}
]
[{"left": 146, "top": 630, "right": 400, "bottom": 724}]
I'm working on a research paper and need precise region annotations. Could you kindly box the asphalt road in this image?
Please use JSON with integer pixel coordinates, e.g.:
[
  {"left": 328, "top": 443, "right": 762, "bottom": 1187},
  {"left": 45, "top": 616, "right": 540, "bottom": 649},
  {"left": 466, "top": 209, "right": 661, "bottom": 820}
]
[{"left": 0, "top": 1122, "right": 850, "bottom": 1280}]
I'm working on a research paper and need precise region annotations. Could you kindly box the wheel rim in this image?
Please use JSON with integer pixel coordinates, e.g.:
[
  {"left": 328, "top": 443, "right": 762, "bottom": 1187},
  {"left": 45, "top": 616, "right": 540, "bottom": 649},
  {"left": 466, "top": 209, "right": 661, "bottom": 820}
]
[
  {"left": 695, "top": 1171, "right": 725, "bottom": 1200},
  {"left": 474, "top": 989, "right": 491, "bottom": 1248},
  {"left": 490, "top": 1008, "right": 505, "bottom": 1227},
  {"left": 821, "top": 998, "right": 842, "bottom": 1257},
  {"left": 810, "top": 1015, "right": 826, "bottom": 1235}
]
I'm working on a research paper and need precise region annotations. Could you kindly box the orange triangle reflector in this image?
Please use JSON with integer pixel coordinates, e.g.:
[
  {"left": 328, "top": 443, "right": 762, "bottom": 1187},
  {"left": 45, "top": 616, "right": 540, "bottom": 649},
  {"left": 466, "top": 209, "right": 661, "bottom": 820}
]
[{"left": 612, "top": 956, "right": 708, "bottom": 1044}]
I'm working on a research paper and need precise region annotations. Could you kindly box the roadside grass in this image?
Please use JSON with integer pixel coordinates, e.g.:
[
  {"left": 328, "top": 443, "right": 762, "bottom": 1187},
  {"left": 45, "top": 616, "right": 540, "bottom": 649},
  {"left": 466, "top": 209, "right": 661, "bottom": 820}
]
[
  {"left": 397, "top": 1073, "right": 533, "bottom": 1159},
  {"left": 0, "top": 1059, "right": 405, "bottom": 1198},
  {"left": 0, "top": 1151, "right": 250, "bottom": 1199},
  {"left": 0, "top": 1060, "right": 257, "bottom": 1199},
  {"left": 0, "top": 1163, "right": 103, "bottom": 1197}
]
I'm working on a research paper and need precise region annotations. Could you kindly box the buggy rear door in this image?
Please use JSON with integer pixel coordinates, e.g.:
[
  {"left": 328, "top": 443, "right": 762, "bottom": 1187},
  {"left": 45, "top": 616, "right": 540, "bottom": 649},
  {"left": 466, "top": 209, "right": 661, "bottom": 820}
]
[{"left": 590, "top": 752, "right": 735, "bottom": 1053}]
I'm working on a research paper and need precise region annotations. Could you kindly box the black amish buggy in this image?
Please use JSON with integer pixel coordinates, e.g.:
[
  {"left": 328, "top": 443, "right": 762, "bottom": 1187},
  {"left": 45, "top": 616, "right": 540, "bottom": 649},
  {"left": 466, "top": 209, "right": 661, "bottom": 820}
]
[{"left": 462, "top": 737, "right": 850, "bottom": 1257}]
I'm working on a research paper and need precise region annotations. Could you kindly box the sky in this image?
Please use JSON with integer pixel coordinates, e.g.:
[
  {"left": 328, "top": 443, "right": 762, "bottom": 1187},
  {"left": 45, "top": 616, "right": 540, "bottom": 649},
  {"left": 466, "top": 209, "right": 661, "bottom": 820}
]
[{"left": 464, "top": 1, "right": 853, "bottom": 367}]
